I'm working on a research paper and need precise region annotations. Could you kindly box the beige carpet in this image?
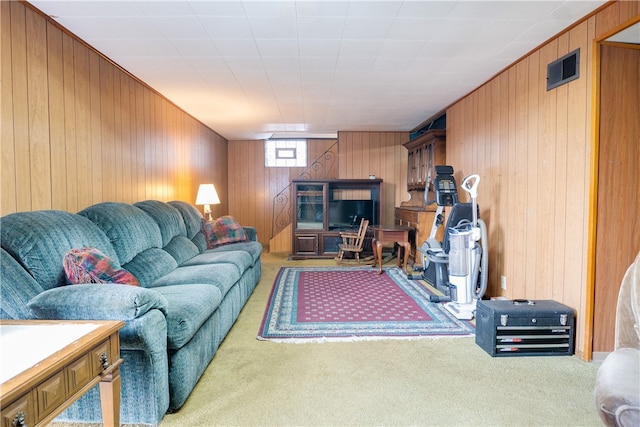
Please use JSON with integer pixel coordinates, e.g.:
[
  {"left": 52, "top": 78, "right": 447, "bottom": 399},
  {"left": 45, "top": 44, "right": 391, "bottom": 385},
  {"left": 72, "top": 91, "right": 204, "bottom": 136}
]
[
  {"left": 54, "top": 251, "right": 603, "bottom": 426},
  {"left": 159, "top": 252, "right": 602, "bottom": 427}
]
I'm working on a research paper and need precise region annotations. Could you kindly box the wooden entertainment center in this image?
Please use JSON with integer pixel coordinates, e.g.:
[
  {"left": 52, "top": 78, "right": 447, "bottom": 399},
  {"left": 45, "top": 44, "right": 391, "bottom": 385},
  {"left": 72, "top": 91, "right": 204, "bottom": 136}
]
[
  {"left": 290, "top": 179, "right": 382, "bottom": 260},
  {"left": 394, "top": 129, "right": 446, "bottom": 266}
]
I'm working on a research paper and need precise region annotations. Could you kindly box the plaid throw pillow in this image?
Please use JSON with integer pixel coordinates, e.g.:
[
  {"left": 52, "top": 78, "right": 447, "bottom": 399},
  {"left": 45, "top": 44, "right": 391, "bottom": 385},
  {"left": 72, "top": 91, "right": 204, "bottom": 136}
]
[
  {"left": 202, "top": 216, "right": 248, "bottom": 249},
  {"left": 63, "top": 246, "right": 140, "bottom": 286}
]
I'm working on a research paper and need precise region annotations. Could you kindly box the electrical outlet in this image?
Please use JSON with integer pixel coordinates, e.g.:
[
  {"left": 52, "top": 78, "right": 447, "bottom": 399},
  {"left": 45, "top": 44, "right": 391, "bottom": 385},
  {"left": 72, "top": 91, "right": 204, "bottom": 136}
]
[{"left": 501, "top": 275, "right": 507, "bottom": 290}]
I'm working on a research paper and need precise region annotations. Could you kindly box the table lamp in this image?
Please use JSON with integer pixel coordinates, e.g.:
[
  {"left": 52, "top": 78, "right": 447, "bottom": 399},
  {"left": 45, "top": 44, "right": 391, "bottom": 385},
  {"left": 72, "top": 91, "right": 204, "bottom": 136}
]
[{"left": 195, "top": 184, "right": 220, "bottom": 221}]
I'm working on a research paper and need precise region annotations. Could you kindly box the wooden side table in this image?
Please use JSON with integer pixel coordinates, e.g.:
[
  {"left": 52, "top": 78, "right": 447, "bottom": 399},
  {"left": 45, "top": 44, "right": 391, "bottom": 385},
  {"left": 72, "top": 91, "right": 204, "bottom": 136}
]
[
  {"left": 0, "top": 320, "right": 124, "bottom": 427},
  {"left": 369, "top": 225, "right": 413, "bottom": 275}
]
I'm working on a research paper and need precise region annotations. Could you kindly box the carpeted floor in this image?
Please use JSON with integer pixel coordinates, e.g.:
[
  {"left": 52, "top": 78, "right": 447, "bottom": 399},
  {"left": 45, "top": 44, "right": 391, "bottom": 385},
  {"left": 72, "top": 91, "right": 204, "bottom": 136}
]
[
  {"left": 158, "top": 251, "right": 602, "bottom": 427},
  {"left": 53, "top": 251, "right": 603, "bottom": 426},
  {"left": 258, "top": 266, "right": 474, "bottom": 341}
]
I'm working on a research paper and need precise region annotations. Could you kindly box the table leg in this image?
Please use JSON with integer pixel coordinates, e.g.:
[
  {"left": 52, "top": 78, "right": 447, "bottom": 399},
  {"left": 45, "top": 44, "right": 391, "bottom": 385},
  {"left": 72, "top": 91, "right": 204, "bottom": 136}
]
[
  {"left": 99, "top": 367, "right": 121, "bottom": 427},
  {"left": 398, "top": 242, "right": 411, "bottom": 274},
  {"left": 373, "top": 239, "right": 383, "bottom": 274}
]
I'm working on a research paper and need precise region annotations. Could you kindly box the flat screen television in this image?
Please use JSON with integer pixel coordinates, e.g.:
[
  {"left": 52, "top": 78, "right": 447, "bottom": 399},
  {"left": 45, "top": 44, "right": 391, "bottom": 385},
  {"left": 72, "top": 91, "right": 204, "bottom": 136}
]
[{"left": 328, "top": 199, "right": 376, "bottom": 229}]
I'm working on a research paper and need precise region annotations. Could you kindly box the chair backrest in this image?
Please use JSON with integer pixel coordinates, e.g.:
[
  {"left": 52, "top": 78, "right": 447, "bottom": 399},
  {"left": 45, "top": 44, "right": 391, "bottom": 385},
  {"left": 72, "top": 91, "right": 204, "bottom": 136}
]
[{"left": 355, "top": 219, "right": 370, "bottom": 248}]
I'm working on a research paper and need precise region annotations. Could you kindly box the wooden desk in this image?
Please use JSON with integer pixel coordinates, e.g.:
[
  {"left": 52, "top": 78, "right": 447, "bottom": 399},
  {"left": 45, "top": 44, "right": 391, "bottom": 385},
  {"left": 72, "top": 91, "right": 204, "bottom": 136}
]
[
  {"left": 370, "top": 225, "right": 413, "bottom": 275},
  {"left": 0, "top": 320, "right": 124, "bottom": 427}
]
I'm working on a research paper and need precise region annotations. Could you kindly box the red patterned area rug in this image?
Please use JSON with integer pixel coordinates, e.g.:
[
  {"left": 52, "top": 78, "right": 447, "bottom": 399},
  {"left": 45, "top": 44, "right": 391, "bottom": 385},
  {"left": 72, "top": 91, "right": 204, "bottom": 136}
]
[{"left": 257, "top": 266, "right": 475, "bottom": 342}]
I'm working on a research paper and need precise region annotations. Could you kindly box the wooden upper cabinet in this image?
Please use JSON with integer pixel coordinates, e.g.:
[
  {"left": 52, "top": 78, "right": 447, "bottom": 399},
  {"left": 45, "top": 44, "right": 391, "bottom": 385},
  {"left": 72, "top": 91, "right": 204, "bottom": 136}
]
[{"left": 403, "top": 130, "right": 446, "bottom": 193}]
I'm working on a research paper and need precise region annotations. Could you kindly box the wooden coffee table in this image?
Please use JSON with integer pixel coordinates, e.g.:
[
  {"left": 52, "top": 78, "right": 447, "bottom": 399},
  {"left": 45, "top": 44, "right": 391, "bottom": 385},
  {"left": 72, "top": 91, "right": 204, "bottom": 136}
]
[{"left": 0, "top": 320, "right": 124, "bottom": 427}]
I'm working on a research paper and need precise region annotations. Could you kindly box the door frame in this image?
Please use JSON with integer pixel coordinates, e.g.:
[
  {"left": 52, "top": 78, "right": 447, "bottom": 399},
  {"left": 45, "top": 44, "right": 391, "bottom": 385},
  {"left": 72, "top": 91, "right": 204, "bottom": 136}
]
[{"left": 585, "top": 16, "right": 640, "bottom": 361}]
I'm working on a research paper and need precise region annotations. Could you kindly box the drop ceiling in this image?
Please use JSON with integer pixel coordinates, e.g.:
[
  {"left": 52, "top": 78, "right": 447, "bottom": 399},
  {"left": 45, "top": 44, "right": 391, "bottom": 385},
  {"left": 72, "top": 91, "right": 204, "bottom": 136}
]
[{"left": 29, "top": 1, "right": 608, "bottom": 141}]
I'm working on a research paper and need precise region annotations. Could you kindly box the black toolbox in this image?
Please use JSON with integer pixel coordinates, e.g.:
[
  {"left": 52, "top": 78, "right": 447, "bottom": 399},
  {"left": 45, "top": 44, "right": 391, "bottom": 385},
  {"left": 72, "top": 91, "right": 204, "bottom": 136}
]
[{"left": 475, "top": 299, "right": 575, "bottom": 357}]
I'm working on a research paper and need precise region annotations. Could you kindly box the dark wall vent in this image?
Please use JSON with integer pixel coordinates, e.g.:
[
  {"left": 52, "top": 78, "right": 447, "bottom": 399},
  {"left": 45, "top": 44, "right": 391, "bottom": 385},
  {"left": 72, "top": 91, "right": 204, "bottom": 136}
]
[{"left": 547, "top": 48, "right": 580, "bottom": 91}]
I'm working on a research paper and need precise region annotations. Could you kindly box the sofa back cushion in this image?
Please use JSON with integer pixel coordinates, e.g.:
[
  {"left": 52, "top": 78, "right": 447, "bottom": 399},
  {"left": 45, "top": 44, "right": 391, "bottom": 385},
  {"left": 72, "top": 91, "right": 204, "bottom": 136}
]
[
  {"left": 78, "top": 202, "right": 178, "bottom": 287},
  {"left": 134, "top": 200, "right": 187, "bottom": 247},
  {"left": 78, "top": 202, "right": 162, "bottom": 264},
  {"left": 0, "top": 248, "right": 45, "bottom": 319},
  {"left": 135, "top": 200, "right": 200, "bottom": 265},
  {"left": 0, "top": 210, "right": 117, "bottom": 290},
  {"left": 168, "top": 201, "right": 208, "bottom": 253}
]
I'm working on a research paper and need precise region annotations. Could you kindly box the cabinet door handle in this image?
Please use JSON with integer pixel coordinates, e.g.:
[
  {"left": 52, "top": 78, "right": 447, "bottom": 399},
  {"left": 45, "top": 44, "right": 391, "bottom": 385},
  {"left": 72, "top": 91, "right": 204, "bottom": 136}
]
[
  {"left": 99, "top": 352, "right": 109, "bottom": 369},
  {"left": 12, "top": 411, "right": 27, "bottom": 427}
]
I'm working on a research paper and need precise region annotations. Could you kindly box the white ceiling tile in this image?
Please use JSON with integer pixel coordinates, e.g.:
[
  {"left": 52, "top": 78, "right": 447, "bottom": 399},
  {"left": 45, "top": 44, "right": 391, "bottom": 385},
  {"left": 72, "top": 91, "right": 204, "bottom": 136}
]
[
  {"left": 29, "top": 0, "right": 609, "bottom": 140},
  {"left": 295, "top": 1, "right": 349, "bottom": 17},
  {"left": 29, "top": 1, "right": 142, "bottom": 17},
  {"left": 241, "top": 1, "right": 296, "bottom": 18},
  {"left": 172, "top": 39, "right": 221, "bottom": 57},
  {"left": 198, "top": 16, "right": 253, "bottom": 39},
  {"left": 188, "top": 1, "right": 246, "bottom": 16},
  {"left": 99, "top": 39, "right": 181, "bottom": 57},
  {"left": 297, "top": 17, "right": 346, "bottom": 39},
  {"left": 213, "top": 39, "right": 260, "bottom": 57},
  {"left": 396, "top": 1, "right": 457, "bottom": 19},
  {"left": 248, "top": 17, "right": 298, "bottom": 39},
  {"left": 338, "top": 39, "right": 384, "bottom": 57},
  {"left": 150, "top": 16, "right": 209, "bottom": 39},
  {"left": 387, "top": 18, "right": 442, "bottom": 41},
  {"left": 342, "top": 17, "right": 395, "bottom": 39},
  {"left": 256, "top": 39, "right": 299, "bottom": 57},
  {"left": 299, "top": 39, "right": 342, "bottom": 57},
  {"left": 55, "top": 16, "right": 165, "bottom": 40}
]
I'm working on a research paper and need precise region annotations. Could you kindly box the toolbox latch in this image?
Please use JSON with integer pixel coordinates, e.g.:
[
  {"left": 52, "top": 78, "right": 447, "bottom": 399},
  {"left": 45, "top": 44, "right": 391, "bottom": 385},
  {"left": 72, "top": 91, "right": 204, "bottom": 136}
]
[
  {"left": 560, "top": 314, "right": 568, "bottom": 326},
  {"left": 500, "top": 314, "right": 508, "bottom": 326}
]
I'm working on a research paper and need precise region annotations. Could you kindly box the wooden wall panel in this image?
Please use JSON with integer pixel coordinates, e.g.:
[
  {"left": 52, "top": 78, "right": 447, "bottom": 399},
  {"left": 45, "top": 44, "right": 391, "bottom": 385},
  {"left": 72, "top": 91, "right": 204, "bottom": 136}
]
[
  {"left": 227, "top": 133, "right": 407, "bottom": 248},
  {"left": 227, "top": 139, "right": 339, "bottom": 246},
  {"left": 445, "top": 1, "right": 639, "bottom": 357},
  {"left": 1, "top": 2, "right": 226, "bottom": 217},
  {"left": 1, "top": 1, "right": 17, "bottom": 214}
]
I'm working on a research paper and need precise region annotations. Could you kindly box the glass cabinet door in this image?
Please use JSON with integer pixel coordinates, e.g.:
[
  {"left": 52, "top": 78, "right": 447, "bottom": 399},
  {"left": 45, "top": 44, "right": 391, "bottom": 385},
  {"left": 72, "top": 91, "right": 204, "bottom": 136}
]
[{"left": 295, "top": 184, "right": 325, "bottom": 229}]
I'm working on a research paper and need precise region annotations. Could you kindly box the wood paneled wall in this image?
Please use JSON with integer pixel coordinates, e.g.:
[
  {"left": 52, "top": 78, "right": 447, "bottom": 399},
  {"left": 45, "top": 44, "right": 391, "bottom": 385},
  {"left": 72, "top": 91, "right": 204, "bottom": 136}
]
[
  {"left": 227, "top": 132, "right": 408, "bottom": 247},
  {"left": 445, "top": 1, "right": 639, "bottom": 357},
  {"left": 338, "top": 131, "right": 410, "bottom": 229},
  {"left": 227, "top": 138, "right": 337, "bottom": 245},
  {"left": 1, "top": 2, "right": 227, "bottom": 217}
]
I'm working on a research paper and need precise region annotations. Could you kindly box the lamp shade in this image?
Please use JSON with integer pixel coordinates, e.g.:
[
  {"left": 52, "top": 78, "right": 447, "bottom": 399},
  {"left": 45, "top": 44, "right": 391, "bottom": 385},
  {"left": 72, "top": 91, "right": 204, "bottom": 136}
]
[{"left": 195, "top": 184, "right": 220, "bottom": 205}]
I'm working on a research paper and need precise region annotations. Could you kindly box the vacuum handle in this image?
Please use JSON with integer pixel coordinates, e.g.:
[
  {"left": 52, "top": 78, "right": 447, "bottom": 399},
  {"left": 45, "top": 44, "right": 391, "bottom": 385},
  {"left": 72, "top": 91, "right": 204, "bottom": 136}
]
[
  {"left": 462, "top": 174, "right": 480, "bottom": 226},
  {"left": 461, "top": 174, "right": 480, "bottom": 199}
]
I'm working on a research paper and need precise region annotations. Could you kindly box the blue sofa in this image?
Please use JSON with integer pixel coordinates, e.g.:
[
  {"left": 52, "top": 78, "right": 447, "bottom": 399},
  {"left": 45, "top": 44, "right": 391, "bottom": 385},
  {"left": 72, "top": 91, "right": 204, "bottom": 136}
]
[{"left": 0, "top": 200, "right": 262, "bottom": 425}]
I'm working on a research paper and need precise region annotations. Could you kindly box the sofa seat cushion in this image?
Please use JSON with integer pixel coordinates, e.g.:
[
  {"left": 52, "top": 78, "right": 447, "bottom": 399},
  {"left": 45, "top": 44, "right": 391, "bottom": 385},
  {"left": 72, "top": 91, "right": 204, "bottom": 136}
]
[
  {"left": 153, "top": 284, "right": 222, "bottom": 350},
  {"left": 180, "top": 250, "right": 253, "bottom": 274},
  {"left": 595, "top": 348, "right": 640, "bottom": 427},
  {"left": 150, "top": 264, "right": 241, "bottom": 298},
  {"left": 207, "top": 240, "right": 263, "bottom": 264}
]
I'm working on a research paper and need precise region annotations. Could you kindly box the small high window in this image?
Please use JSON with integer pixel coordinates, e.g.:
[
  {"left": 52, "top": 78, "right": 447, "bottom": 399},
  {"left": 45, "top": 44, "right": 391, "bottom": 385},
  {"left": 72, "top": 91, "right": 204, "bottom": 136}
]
[{"left": 265, "top": 139, "right": 307, "bottom": 167}]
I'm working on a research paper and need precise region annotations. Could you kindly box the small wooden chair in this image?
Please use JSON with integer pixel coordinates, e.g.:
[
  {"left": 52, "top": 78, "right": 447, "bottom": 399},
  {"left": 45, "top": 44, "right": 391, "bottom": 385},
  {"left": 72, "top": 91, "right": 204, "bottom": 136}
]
[{"left": 335, "top": 218, "right": 369, "bottom": 263}]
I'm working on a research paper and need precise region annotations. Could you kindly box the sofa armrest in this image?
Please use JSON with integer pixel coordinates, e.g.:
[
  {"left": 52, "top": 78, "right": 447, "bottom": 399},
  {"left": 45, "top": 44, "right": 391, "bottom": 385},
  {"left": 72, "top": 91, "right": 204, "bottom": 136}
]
[
  {"left": 243, "top": 226, "right": 258, "bottom": 242},
  {"left": 27, "top": 284, "right": 168, "bottom": 321}
]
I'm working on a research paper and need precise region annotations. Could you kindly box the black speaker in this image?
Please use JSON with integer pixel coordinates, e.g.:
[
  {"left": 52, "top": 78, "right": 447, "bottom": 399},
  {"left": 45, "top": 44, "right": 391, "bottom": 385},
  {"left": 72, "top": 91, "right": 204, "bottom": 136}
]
[{"left": 547, "top": 48, "right": 580, "bottom": 91}]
